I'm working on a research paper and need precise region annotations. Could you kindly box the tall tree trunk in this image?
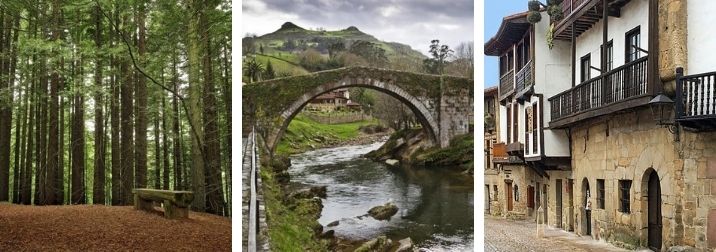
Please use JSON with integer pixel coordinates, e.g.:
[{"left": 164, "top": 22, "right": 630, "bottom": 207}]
[
  {"left": 171, "top": 51, "right": 183, "bottom": 190},
  {"left": 21, "top": 11, "right": 38, "bottom": 205},
  {"left": 154, "top": 108, "right": 161, "bottom": 189},
  {"left": 93, "top": 5, "right": 106, "bottom": 205},
  {"left": 0, "top": 10, "right": 11, "bottom": 202},
  {"left": 222, "top": 41, "right": 231, "bottom": 210},
  {"left": 162, "top": 95, "right": 170, "bottom": 190},
  {"left": 120, "top": 11, "right": 135, "bottom": 205},
  {"left": 134, "top": 0, "right": 148, "bottom": 190},
  {"left": 10, "top": 15, "right": 21, "bottom": 204},
  {"left": 187, "top": 0, "right": 205, "bottom": 212},
  {"left": 202, "top": 12, "right": 225, "bottom": 215},
  {"left": 71, "top": 56, "right": 86, "bottom": 204},
  {"left": 110, "top": 7, "right": 121, "bottom": 206},
  {"left": 45, "top": 0, "right": 63, "bottom": 205}
]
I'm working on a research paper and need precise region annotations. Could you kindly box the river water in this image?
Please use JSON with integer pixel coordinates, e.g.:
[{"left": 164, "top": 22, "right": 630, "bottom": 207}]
[{"left": 288, "top": 142, "right": 474, "bottom": 251}]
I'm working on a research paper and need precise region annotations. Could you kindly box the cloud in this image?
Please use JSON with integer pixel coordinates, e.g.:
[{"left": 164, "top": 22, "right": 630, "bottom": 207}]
[{"left": 242, "top": 0, "right": 474, "bottom": 56}]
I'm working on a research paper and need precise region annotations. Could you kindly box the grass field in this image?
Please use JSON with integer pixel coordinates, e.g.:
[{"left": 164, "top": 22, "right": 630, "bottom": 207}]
[{"left": 276, "top": 114, "right": 381, "bottom": 154}]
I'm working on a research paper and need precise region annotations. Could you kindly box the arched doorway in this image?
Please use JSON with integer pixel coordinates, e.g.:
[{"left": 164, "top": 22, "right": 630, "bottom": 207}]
[
  {"left": 581, "top": 178, "right": 591, "bottom": 236},
  {"left": 645, "top": 169, "right": 662, "bottom": 250}
]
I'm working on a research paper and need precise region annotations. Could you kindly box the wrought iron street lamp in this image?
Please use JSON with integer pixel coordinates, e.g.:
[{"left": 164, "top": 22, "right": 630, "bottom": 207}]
[{"left": 649, "top": 93, "right": 680, "bottom": 141}]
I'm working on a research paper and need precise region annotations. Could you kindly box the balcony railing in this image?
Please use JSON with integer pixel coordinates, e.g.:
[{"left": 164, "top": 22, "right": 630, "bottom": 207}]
[
  {"left": 550, "top": 56, "right": 648, "bottom": 122},
  {"left": 515, "top": 61, "right": 533, "bottom": 94},
  {"left": 492, "top": 142, "right": 509, "bottom": 163},
  {"left": 676, "top": 69, "right": 716, "bottom": 127},
  {"left": 560, "top": 0, "right": 589, "bottom": 19},
  {"left": 499, "top": 70, "right": 515, "bottom": 98}
]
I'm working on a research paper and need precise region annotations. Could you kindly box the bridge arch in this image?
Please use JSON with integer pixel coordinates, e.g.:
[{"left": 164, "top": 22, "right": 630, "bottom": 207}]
[
  {"left": 243, "top": 66, "right": 473, "bottom": 155},
  {"left": 267, "top": 77, "right": 440, "bottom": 152}
]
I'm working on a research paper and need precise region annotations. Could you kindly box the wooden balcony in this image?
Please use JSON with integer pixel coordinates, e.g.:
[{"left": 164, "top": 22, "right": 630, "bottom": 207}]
[
  {"left": 553, "top": 0, "right": 631, "bottom": 41},
  {"left": 492, "top": 142, "right": 509, "bottom": 163},
  {"left": 499, "top": 70, "right": 515, "bottom": 100},
  {"left": 515, "top": 61, "right": 533, "bottom": 99},
  {"left": 675, "top": 69, "right": 716, "bottom": 131},
  {"left": 549, "top": 56, "right": 650, "bottom": 128}
]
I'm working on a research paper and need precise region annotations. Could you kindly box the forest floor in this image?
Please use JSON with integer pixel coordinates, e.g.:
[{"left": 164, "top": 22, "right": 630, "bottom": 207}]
[{"left": 0, "top": 203, "right": 231, "bottom": 251}]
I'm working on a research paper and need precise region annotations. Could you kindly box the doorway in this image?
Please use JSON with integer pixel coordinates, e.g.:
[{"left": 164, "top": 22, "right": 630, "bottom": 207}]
[
  {"left": 582, "top": 178, "right": 591, "bottom": 236},
  {"left": 506, "top": 181, "right": 514, "bottom": 212},
  {"left": 486, "top": 185, "right": 491, "bottom": 214},
  {"left": 556, "top": 179, "right": 562, "bottom": 228},
  {"left": 647, "top": 171, "right": 662, "bottom": 250}
]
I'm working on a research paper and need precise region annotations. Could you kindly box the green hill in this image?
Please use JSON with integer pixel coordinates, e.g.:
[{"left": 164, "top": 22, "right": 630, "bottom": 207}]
[{"left": 248, "top": 22, "right": 426, "bottom": 66}]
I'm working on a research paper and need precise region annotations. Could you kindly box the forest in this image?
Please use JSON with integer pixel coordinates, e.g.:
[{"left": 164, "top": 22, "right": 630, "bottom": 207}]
[{"left": 0, "top": 0, "right": 232, "bottom": 216}]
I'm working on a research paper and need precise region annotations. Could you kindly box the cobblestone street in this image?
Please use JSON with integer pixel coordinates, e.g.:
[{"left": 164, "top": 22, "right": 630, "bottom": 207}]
[{"left": 484, "top": 216, "right": 631, "bottom": 252}]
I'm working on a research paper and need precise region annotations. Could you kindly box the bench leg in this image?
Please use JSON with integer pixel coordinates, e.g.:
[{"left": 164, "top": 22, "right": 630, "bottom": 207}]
[{"left": 163, "top": 200, "right": 189, "bottom": 219}]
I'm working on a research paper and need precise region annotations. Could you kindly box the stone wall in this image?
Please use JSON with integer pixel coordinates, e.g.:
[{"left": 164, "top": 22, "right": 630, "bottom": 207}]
[
  {"left": 544, "top": 107, "right": 716, "bottom": 250},
  {"left": 485, "top": 164, "right": 542, "bottom": 220}
]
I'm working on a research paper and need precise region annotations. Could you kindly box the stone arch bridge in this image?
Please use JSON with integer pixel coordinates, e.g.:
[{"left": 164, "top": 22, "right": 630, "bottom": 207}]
[{"left": 242, "top": 67, "right": 473, "bottom": 154}]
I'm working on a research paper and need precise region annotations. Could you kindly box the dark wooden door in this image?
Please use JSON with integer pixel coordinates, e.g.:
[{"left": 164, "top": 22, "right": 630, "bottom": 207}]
[
  {"left": 556, "top": 179, "right": 562, "bottom": 228},
  {"left": 648, "top": 172, "right": 662, "bottom": 250},
  {"left": 506, "top": 181, "right": 513, "bottom": 211}
]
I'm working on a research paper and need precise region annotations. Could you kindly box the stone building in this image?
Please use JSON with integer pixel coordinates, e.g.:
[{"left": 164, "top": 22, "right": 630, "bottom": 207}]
[{"left": 485, "top": 0, "right": 716, "bottom": 250}]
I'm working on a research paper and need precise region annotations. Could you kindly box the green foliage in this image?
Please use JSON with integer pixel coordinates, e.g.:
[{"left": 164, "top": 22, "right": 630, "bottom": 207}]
[
  {"left": 417, "top": 133, "right": 474, "bottom": 170},
  {"left": 348, "top": 40, "right": 388, "bottom": 68},
  {"left": 547, "top": 4, "right": 564, "bottom": 21},
  {"left": 243, "top": 58, "right": 264, "bottom": 83},
  {"left": 426, "top": 40, "right": 453, "bottom": 74},
  {"left": 528, "top": 0, "right": 542, "bottom": 11},
  {"left": 261, "top": 169, "right": 327, "bottom": 252},
  {"left": 527, "top": 11, "right": 542, "bottom": 24},
  {"left": 264, "top": 60, "right": 276, "bottom": 80}
]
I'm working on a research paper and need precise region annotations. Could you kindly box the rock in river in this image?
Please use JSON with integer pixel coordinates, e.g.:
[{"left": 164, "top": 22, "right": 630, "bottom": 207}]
[
  {"left": 385, "top": 159, "right": 399, "bottom": 167},
  {"left": 396, "top": 237, "right": 414, "bottom": 252},
  {"left": 327, "top": 220, "right": 339, "bottom": 227},
  {"left": 368, "top": 203, "right": 399, "bottom": 221},
  {"left": 289, "top": 185, "right": 328, "bottom": 199},
  {"left": 354, "top": 235, "right": 393, "bottom": 252}
]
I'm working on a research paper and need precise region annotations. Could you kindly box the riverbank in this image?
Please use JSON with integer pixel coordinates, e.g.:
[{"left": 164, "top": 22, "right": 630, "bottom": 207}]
[
  {"left": 366, "top": 129, "right": 474, "bottom": 174},
  {"left": 276, "top": 114, "right": 391, "bottom": 155}
]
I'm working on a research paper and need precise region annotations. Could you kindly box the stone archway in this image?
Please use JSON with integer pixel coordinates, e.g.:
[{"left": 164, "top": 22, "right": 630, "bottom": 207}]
[
  {"left": 641, "top": 168, "right": 662, "bottom": 250},
  {"left": 267, "top": 79, "right": 440, "bottom": 153}
]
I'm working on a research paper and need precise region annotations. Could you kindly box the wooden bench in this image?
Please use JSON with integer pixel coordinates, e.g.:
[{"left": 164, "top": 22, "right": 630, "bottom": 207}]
[{"left": 132, "top": 189, "right": 194, "bottom": 219}]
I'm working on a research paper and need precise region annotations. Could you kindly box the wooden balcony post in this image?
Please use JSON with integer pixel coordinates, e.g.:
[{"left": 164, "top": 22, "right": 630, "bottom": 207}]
[{"left": 675, "top": 67, "right": 684, "bottom": 118}]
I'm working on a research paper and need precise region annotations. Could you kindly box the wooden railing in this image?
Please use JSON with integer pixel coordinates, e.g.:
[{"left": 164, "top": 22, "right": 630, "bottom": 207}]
[
  {"left": 560, "top": 0, "right": 589, "bottom": 18},
  {"left": 550, "top": 57, "right": 648, "bottom": 121},
  {"left": 500, "top": 70, "right": 515, "bottom": 97},
  {"left": 676, "top": 68, "right": 716, "bottom": 119},
  {"left": 515, "top": 61, "right": 533, "bottom": 94}
]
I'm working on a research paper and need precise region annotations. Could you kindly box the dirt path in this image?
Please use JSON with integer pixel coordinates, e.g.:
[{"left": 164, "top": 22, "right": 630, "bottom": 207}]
[{"left": 0, "top": 203, "right": 230, "bottom": 251}]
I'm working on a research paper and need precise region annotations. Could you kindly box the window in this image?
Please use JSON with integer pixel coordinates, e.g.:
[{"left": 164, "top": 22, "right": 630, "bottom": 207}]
[
  {"left": 619, "top": 180, "right": 632, "bottom": 213},
  {"left": 625, "top": 26, "right": 641, "bottom": 63},
  {"left": 513, "top": 103, "right": 519, "bottom": 142},
  {"left": 601, "top": 40, "right": 613, "bottom": 71},
  {"left": 516, "top": 33, "right": 531, "bottom": 70},
  {"left": 597, "top": 179, "right": 605, "bottom": 209},
  {"left": 506, "top": 104, "right": 512, "bottom": 143},
  {"left": 532, "top": 103, "right": 538, "bottom": 154},
  {"left": 514, "top": 185, "right": 520, "bottom": 202},
  {"left": 494, "top": 185, "right": 498, "bottom": 199},
  {"left": 580, "top": 54, "right": 591, "bottom": 83},
  {"left": 500, "top": 55, "right": 508, "bottom": 76}
]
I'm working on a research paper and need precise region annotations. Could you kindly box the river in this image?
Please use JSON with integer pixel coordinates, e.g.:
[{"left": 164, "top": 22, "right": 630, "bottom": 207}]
[{"left": 288, "top": 141, "right": 474, "bottom": 251}]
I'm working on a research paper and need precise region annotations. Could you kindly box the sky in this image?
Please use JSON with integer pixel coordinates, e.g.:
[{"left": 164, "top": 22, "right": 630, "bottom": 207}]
[
  {"left": 242, "top": 0, "right": 474, "bottom": 57},
  {"left": 484, "top": 0, "right": 525, "bottom": 87}
]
